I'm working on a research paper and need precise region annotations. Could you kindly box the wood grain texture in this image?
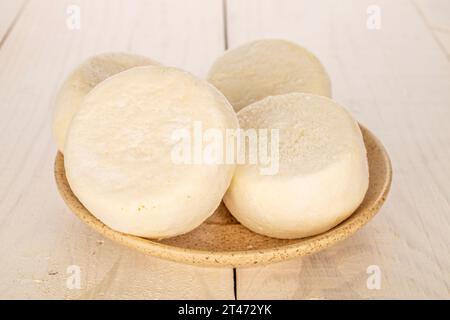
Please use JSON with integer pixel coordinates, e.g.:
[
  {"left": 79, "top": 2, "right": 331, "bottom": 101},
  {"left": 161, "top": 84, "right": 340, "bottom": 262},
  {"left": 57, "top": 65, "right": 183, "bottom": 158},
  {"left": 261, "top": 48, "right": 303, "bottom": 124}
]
[
  {"left": 0, "top": 0, "right": 233, "bottom": 299},
  {"left": 414, "top": 0, "right": 450, "bottom": 58},
  {"left": 227, "top": 0, "right": 450, "bottom": 299}
]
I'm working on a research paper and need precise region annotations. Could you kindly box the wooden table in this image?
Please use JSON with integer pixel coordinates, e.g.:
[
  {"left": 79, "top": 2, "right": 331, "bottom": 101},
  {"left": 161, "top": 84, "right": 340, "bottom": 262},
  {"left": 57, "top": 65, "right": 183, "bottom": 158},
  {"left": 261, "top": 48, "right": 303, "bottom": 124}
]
[{"left": 0, "top": 0, "right": 449, "bottom": 299}]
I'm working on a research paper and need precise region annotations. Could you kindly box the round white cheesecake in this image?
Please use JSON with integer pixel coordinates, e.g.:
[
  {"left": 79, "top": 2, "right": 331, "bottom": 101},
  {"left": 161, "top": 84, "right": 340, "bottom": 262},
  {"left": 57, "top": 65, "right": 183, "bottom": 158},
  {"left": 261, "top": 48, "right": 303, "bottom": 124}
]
[
  {"left": 207, "top": 39, "right": 331, "bottom": 111},
  {"left": 64, "top": 66, "right": 238, "bottom": 238},
  {"left": 223, "top": 93, "right": 369, "bottom": 239}
]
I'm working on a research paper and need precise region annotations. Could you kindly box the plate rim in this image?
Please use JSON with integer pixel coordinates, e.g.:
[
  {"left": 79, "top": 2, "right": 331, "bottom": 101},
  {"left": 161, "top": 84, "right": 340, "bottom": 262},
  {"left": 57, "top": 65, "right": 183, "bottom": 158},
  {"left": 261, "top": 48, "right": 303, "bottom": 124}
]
[{"left": 54, "top": 124, "right": 392, "bottom": 267}]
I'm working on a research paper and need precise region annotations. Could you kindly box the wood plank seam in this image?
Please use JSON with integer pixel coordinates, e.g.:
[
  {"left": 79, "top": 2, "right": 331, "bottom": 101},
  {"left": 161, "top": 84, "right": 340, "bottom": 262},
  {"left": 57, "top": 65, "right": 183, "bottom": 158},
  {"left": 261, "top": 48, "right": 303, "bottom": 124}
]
[
  {"left": 0, "top": 0, "right": 28, "bottom": 50},
  {"left": 233, "top": 268, "right": 237, "bottom": 299},
  {"left": 223, "top": 0, "right": 229, "bottom": 50},
  {"left": 221, "top": 0, "right": 237, "bottom": 299}
]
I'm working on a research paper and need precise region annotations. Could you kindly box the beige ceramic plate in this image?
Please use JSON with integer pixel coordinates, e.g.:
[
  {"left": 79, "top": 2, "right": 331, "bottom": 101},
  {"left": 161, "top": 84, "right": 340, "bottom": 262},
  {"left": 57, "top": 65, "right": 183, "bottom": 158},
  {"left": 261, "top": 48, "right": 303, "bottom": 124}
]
[{"left": 54, "top": 125, "right": 392, "bottom": 267}]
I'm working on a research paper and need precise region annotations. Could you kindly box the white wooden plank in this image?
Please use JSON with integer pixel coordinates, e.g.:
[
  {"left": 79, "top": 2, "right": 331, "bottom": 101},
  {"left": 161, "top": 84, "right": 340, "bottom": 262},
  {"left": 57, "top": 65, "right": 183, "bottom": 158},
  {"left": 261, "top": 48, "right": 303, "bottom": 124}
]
[
  {"left": 227, "top": 0, "right": 450, "bottom": 299},
  {"left": 0, "top": 0, "right": 232, "bottom": 299}
]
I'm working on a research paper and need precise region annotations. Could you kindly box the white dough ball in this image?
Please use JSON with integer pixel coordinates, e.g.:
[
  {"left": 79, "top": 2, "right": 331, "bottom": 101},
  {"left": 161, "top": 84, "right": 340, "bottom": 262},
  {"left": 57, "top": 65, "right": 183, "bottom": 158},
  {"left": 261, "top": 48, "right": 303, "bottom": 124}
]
[
  {"left": 64, "top": 66, "right": 239, "bottom": 238},
  {"left": 223, "top": 93, "right": 369, "bottom": 239},
  {"left": 207, "top": 39, "right": 331, "bottom": 111},
  {"left": 53, "top": 52, "right": 159, "bottom": 152}
]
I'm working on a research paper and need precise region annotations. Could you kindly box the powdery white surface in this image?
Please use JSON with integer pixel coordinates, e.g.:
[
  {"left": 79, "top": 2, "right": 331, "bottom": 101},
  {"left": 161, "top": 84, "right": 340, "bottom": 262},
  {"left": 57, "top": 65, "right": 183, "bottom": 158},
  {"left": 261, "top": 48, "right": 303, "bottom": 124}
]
[
  {"left": 64, "top": 66, "right": 238, "bottom": 238},
  {"left": 53, "top": 52, "right": 159, "bottom": 152},
  {"left": 223, "top": 93, "right": 369, "bottom": 239},
  {"left": 207, "top": 39, "right": 331, "bottom": 111}
]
